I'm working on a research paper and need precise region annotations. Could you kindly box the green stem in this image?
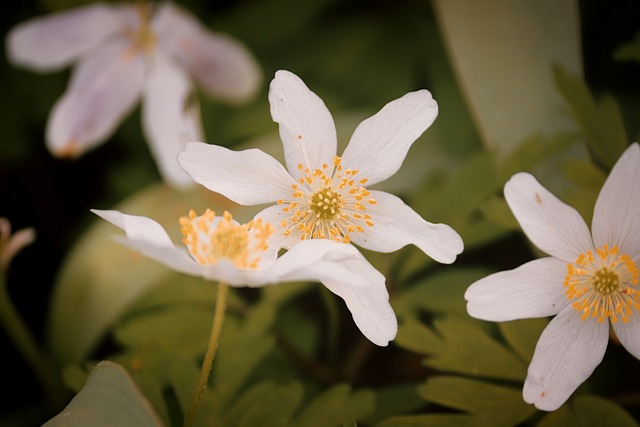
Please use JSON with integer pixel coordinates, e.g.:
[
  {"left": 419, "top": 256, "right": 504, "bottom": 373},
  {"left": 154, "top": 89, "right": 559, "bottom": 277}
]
[
  {"left": 320, "top": 286, "right": 339, "bottom": 366},
  {"left": 183, "top": 282, "right": 229, "bottom": 427},
  {"left": 0, "top": 275, "right": 63, "bottom": 408}
]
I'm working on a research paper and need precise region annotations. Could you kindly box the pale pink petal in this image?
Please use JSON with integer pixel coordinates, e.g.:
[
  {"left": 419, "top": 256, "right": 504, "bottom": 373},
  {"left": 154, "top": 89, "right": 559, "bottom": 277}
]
[
  {"left": 6, "top": 3, "right": 125, "bottom": 71},
  {"left": 178, "top": 142, "right": 297, "bottom": 204},
  {"left": 612, "top": 311, "right": 640, "bottom": 360},
  {"left": 465, "top": 257, "right": 570, "bottom": 321},
  {"left": 504, "top": 172, "right": 594, "bottom": 262},
  {"left": 91, "top": 209, "right": 203, "bottom": 277},
  {"left": 152, "top": 2, "right": 261, "bottom": 103},
  {"left": 269, "top": 70, "right": 338, "bottom": 178},
  {"left": 341, "top": 90, "right": 438, "bottom": 186},
  {"left": 142, "top": 52, "right": 202, "bottom": 188},
  {"left": 46, "top": 39, "right": 144, "bottom": 157},
  {"left": 592, "top": 143, "right": 640, "bottom": 256},
  {"left": 523, "top": 308, "right": 609, "bottom": 411},
  {"left": 349, "top": 190, "right": 463, "bottom": 264}
]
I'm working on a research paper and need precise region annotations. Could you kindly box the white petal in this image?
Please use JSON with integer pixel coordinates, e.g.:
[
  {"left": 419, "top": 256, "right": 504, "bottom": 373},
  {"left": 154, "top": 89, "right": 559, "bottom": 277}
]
[
  {"left": 612, "top": 311, "right": 640, "bottom": 360},
  {"left": 46, "top": 39, "right": 144, "bottom": 157},
  {"left": 269, "top": 70, "right": 337, "bottom": 178},
  {"left": 504, "top": 172, "right": 593, "bottom": 262},
  {"left": 523, "top": 308, "right": 609, "bottom": 411},
  {"left": 254, "top": 242, "right": 397, "bottom": 346},
  {"left": 349, "top": 190, "right": 463, "bottom": 264},
  {"left": 254, "top": 205, "right": 303, "bottom": 251},
  {"left": 142, "top": 52, "right": 202, "bottom": 188},
  {"left": 465, "top": 257, "right": 570, "bottom": 321},
  {"left": 341, "top": 90, "right": 438, "bottom": 186},
  {"left": 91, "top": 209, "right": 203, "bottom": 277},
  {"left": 592, "top": 143, "right": 640, "bottom": 256},
  {"left": 152, "top": 2, "right": 261, "bottom": 103},
  {"left": 6, "top": 3, "right": 124, "bottom": 71},
  {"left": 178, "top": 142, "right": 296, "bottom": 204}
]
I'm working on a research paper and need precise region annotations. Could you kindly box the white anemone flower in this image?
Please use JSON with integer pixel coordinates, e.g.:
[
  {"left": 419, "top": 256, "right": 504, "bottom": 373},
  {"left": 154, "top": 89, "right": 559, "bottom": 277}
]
[
  {"left": 7, "top": 2, "right": 261, "bottom": 187},
  {"left": 177, "top": 70, "right": 463, "bottom": 263},
  {"left": 465, "top": 142, "right": 640, "bottom": 411},
  {"left": 92, "top": 208, "right": 397, "bottom": 346}
]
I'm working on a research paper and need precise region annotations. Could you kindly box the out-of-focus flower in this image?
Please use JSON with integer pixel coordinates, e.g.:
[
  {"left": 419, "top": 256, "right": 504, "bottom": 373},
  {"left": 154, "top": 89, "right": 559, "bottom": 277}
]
[
  {"left": 0, "top": 218, "right": 35, "bottom": 273},
  {"left": 93, "top": 208, "right": 397, "bottom": 345},
  {"left": 465, "top": 143, "right": 640, "bottom": 411},
  {"left": 178, "top": 70, "right": 464, "bottom": 264},
  {"left": 7, "top": 2, "right": 261, "bottom": 187}
]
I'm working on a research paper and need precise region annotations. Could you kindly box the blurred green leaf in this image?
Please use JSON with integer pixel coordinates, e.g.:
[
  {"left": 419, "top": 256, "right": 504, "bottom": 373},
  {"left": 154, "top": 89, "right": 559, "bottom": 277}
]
[
  {"left": 419, "top": 376, "right": 537, "bottom": 427},
  {"left": 377, "top": 414, "right": 474, "bottom": 427},
  {"left": 224, "top": 381, "right": 303, "bottom": 427},
  {"left": 393, "top": 268, "right": 490, "bottom": 318},
  {"left": 364, "top": 383, "right": 425, "bottom": 425},
  {"left": 293, "top": 384, "right": 374, "bottom": 427},
  {"left": 43, "top": 361, "right": 163, "bottom": 427},
  {"left": 342, "top": 419, "right": 358, "bottom": 427},
  {"left": 498, "top": 318, "right": 548, "bottom": 364},
  {"left": 553, "top": 66, "right": 629, "bottom": 169},
  {"left": 396, "top": 317, "right": 527, "bottom": 382},
  {"left": 614, "top": 31, "right": 640, "bottom": 63},
  {"left": 538, "top": 395, "right": 639, "bottom": 427}
]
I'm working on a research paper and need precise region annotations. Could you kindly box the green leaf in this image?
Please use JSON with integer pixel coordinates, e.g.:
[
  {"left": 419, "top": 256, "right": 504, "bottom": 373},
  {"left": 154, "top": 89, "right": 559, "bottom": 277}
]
[
  {"left": 538, "top": 395, "right": 639, "bottom": 427},
  {"left": 377, "top": 414, "right": 474, "bottom": 427},
  {"left": 293, "top": 384, "right": 375, "bottom": 427},
  {"left": 418, "top": 376, "right": 537, "bottom": 426},
  {"left": 553, "top": 66, "right": 629, "bottom": 169},
  {"left": 393, "top": 268, "right": 490, "bottom": 318},
  {"left": 342, "top": 419, "right": 358, "bottom": 427},
  {"left": 395, "top": 317, "right": 527, "bottom": 381},
  {"left": 614, "top": 31, "right": 640, "bottom": 63},
  {"left": 364, "top": 383, "right": 425, "bottom": 425},
  {"left": 498, "top": 318, "right": 549, "bottom": 364},
  {"left": 43, "top": 361, "right": 164, "bottom": 427},
  {"left": 223, "top": 381, "right": 304, "bottom": 427}
]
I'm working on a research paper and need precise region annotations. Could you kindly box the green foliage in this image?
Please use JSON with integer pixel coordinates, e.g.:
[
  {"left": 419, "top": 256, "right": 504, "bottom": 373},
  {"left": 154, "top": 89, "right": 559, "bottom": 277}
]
[
  {"left": 614, "top": 31, "right": 640, "bottom": 63},
  {"left": 44, "top": 361, "right": 164, "bottom": 427},
  {"left": 553, "top": 66, "right": 629, "bottom": 169}
]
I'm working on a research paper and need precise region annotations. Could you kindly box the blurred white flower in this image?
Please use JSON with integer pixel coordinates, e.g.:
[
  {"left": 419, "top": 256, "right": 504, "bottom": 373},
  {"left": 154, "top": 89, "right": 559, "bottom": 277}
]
[
  {"left": 178, "top": 70, "right": 463, "bottom": 264},
  {"left": 7, "top": 2, "right": 261, "bottom": 187},
  {"left": 465, "top": 143, "right": 640, "bottom": 411},
  {"left": 93, "top": 208, "right": 397, "bottom": 346}
]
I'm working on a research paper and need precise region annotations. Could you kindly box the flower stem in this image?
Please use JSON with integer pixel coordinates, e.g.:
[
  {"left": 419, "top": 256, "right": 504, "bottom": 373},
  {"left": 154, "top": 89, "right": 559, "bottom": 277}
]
[
  {"left": 0, "top": 274, "right": 63, "bottom": 409},
  {"left": 183, "top": 282, "right": 229, "bottom": 427}
]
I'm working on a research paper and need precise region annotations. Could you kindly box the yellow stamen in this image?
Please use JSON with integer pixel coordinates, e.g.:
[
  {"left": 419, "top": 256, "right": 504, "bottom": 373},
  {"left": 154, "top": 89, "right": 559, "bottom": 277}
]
[
  {"left": 179, "top": 209, "right": 273, "bottom": 269},
  {"left": 278, "top": 156, "right": 375, "bottom": 243},
  {"left": 564, "top": 244, "right": 640, "bottom": 323}
]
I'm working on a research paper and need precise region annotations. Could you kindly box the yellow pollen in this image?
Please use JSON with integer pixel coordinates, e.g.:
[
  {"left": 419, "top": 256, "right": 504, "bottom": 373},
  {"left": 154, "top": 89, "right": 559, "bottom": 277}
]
[
  {"left": 279, "top": 156, "right": 375, "bottom": 243},
  {"left": 126, "top": 4, "right": 157, "bottom": 55},
  {"left": 179, "top": 209, "right": 273, "bottom": 269},
  {"left": 564, "top": 244, "right": 640, "bottom": 323}
]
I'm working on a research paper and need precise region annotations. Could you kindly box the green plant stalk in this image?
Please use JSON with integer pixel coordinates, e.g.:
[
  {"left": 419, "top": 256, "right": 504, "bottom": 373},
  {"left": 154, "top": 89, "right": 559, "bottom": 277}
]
[
  {"left": 0, "top": 275, "right": 63, "bottom": 408},
  {"left": 320, "top": 286, "right": 339, "bottom": 366},
  {"left": 183, "top": 281, "right": 229, "bottom": 427}
]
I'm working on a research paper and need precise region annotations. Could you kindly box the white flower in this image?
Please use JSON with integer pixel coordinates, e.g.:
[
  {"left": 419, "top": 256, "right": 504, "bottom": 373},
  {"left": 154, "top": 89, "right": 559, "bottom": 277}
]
[
  {"left": 465, "top": 143, "right": 640, "bottom": 411},
  {"left": 7, "top": 2, "right": 261, "bottom": 187},
  {"left": 92, "top": 208, "right": 397, "bottom": 346},
  {"left": 177, "top": 70, "right": 463, "bottom": 263}
]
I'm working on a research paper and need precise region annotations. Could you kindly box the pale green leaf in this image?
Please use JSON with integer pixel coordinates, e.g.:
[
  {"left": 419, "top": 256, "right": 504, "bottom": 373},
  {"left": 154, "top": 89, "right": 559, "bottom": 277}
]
[
  {"left": 223, "top": 381, "right": 304, "bottom": 427},
  {"left": 364, "top": 383, "right": 425, "bottom": 425},
  {"left": 377, "top": 414, "right": 474, "bottom": 427},
  {"left": 293, "top": 384, "right": 375, "bottom": 427},
  {"left": 395, "top": 317, "right": 527, "bottom": 381},
  {"left": 553, "top": 67, "right": 629, "bottom": 169},
  {"left": 498, "top": 318, "right": 549, "bottom": 364},
  {"left": 538, "top": 395, "right": 639, "bottom": 427},
  {"left": 419, "top": 376, "right": 537, "bottom": 426},
  {"left": 43, "top": 361, "right": 164, "bottom": 427}
]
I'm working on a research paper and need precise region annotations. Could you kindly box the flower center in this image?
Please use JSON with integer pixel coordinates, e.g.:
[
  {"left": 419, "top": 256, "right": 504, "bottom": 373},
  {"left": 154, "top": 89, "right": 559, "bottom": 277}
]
[
  {"left": 179, "top": 209, "right": 273, "bottom": 269},
  {"left": 277, "top": 156, "right": 376, "bottom": 243},
  {"left": 127, "top": 4, "right": 157, "bottom": 55},
  {"left": 564, "top": 244, "right": 640, "bottom": 323}
]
